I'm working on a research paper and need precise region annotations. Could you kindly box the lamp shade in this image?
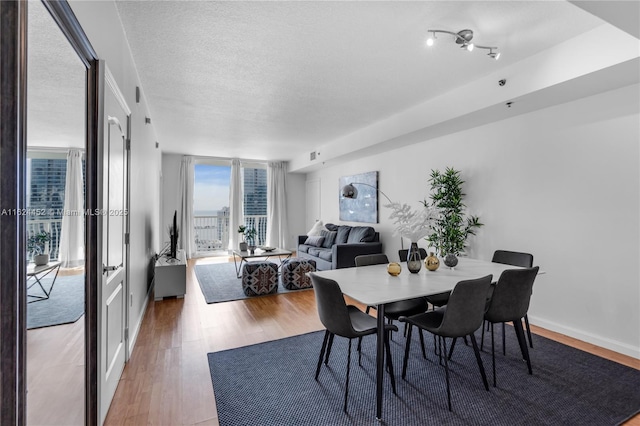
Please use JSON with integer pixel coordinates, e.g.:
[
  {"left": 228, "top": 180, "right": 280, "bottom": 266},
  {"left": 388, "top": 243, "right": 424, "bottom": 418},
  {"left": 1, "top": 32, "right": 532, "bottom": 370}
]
[{"left": 341, "top": 183, "right": 358, "bottom": 199}]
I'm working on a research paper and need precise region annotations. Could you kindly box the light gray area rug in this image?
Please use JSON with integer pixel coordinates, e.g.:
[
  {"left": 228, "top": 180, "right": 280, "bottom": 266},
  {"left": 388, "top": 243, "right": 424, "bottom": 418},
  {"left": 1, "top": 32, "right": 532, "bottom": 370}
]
[
  {"left": 27, "top": 273, "right": 84, "bottom": 329},
  {"left": 194, "top": 262, "right": 310, "bottom": 304}
]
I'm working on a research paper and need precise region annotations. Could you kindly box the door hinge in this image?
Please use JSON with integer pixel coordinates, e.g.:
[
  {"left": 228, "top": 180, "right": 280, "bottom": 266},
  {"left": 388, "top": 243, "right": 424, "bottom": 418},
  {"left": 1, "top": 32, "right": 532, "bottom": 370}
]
[
  {"left": 124, "top": 328, "right": 129, "bottom": 341},
  {"left": 125, "top": 233, "right": 130, "bottom": 245},
  {"left": 126, "top": 138, "right": 131, "bottom": 150}
]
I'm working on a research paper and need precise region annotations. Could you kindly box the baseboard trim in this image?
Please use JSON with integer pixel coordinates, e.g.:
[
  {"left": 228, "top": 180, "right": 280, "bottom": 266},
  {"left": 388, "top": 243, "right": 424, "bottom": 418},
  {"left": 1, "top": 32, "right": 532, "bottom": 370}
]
[
  {"left": 128, "top": 278, "right": 152, "bottom": 356},
  {"left": 528, "top": 314, "right": 640, "bottom": 360}
]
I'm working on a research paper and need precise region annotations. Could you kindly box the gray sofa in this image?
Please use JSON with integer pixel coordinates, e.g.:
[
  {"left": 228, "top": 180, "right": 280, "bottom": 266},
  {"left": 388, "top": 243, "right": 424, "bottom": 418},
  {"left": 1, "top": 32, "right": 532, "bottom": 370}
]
[{"left": 297, "top": 223, "right": 383, "bottom": 271}]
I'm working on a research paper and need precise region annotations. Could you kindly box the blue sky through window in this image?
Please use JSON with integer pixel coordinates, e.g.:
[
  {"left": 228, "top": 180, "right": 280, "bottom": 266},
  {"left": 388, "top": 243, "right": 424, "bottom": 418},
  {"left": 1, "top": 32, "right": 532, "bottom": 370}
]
[{"left": 194, "top": 164, "right": 230, "bottom": 215}]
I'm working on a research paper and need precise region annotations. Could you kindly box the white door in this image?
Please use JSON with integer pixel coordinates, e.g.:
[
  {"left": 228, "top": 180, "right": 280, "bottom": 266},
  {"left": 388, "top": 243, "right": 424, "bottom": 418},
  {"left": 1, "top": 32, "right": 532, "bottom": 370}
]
[{"left": 99, "top": 68, "right": 130, "bottom": 424}]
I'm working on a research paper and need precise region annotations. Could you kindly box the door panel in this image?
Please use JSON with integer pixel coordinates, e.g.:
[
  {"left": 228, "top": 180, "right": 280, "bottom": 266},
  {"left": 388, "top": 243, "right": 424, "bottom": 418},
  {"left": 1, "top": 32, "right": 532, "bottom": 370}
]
[
  {"left": 105, "top": 281, "right": 124, "bottom": 375},
  {"left": 100, "top": 68, "right": 130, "bottom": 424},
  {"left": 106, "top": 116, "right": 125, "bottom": 268}
]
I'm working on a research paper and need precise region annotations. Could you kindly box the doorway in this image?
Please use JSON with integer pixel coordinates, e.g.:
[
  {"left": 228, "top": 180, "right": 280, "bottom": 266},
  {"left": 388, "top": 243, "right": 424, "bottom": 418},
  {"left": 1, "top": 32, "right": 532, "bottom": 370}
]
[{"left": 0, "top": 1, "right": 102, "bottom": 424}]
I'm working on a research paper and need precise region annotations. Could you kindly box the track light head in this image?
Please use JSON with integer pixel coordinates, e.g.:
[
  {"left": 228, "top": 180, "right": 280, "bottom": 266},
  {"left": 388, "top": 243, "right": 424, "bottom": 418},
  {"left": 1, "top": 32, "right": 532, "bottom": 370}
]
[{"left": 455, "top": 29, "right": 474, "bottom": 45}]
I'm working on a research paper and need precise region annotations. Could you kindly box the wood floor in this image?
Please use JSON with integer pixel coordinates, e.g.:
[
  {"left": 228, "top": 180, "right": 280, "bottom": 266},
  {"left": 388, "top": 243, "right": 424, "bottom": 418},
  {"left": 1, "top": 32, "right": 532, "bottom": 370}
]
[{"left": 27, "top": 257, "right": 640, "bottom": 425}]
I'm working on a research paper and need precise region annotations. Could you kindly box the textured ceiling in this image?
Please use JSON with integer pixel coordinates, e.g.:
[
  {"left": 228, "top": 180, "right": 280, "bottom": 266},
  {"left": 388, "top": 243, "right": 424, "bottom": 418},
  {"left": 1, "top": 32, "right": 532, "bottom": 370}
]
[
  {"left": 28, "top": 1, "right": 86, "bottom": 150},
  {"left": 29, "top": 2, "right": 635, "bottom": 162},
  {"left": 114, "top": 1, "right": 605, "bottom": 161}
]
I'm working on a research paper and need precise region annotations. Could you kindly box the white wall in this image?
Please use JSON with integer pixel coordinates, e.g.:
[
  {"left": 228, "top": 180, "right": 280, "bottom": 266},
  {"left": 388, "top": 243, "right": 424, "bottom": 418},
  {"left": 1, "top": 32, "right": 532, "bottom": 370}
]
[
  {"left": 307, "top": 84, "right": 640, "bottom": 358},
  {"left": 160, "top": 154, "right": 307, "bottom": 252},
  {"left": 285, "top": 171, "right": 307, "bottom": 248},
  {"left": 70, "top": 1, "right": 162, "bottom": 352},
  {"left": 161, "top": 153, "right": 182, "bottom": 249}
]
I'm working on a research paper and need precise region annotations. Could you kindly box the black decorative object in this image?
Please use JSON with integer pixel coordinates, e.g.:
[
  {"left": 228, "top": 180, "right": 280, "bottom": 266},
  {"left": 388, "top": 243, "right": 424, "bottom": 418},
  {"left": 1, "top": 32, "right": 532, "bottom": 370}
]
[
  {"left": 169, "top": 210, "right": 178, "bottom": 259},
  {"left": 444, "top": 253, "right": 458, "bottom": 268},
  {"left": 407, "top": 242, "right": 422, "bottom": 274}
]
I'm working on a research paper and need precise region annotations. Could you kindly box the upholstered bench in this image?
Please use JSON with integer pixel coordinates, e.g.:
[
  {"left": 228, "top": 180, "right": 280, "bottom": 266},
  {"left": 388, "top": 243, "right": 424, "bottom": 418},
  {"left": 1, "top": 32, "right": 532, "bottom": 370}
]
[
  {"left": 281, "top": 258, "right": 316, "bottom": 290},
  {"left": 241, "top": 262, "right": 278, "bottom": 296}
]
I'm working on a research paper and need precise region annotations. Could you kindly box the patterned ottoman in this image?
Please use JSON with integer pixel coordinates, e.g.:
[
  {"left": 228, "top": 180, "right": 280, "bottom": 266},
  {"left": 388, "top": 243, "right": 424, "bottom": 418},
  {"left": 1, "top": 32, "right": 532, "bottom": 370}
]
[
  {"left": 281, "top": 258, "right": 316, "bottom": 290},
  {"left": 241, "top": 262, "right": 279, "bottom": 296}
]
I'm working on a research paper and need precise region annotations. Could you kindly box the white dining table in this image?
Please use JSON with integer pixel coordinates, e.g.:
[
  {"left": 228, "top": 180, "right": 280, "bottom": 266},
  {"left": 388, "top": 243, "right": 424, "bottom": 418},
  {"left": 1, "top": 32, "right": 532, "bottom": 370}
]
[{"left": 313, "top": 257, "right": 535, "bottom": 420}]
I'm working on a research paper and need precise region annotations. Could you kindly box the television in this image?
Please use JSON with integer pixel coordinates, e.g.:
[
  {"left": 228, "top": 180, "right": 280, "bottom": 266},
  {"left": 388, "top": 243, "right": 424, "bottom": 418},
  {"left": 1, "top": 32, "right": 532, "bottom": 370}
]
[{"left": 170, "top": 210, "right": 178, "bottom": 259}]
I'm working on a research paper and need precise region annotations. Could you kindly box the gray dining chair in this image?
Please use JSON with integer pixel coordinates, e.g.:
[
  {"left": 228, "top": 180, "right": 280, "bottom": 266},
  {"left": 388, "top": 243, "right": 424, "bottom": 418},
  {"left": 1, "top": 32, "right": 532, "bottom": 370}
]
[
  {"left": 489, "top": 250, "right": 535, "bottom": 351},
  {"left": 399, "top": 274, "right": 493, "bottom": 411},
  {"left": 484, "top": 267, "right": 539, "bottom": 386},
  {"left": 310, "top": 273, "right": 398, "bottom": 413}
]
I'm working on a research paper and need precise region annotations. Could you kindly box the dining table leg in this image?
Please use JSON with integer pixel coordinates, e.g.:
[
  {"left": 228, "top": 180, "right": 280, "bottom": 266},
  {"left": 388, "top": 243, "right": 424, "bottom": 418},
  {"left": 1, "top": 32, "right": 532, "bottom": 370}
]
[{"left": 376, "top": 303, "right": 385, "bottom": 420}]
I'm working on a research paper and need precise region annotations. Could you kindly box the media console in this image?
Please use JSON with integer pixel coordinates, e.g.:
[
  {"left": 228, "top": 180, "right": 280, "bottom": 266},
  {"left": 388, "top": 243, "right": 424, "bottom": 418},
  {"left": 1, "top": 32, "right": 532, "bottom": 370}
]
[{"left": 154, "top": 249, "right": 186, "bottom": 300}]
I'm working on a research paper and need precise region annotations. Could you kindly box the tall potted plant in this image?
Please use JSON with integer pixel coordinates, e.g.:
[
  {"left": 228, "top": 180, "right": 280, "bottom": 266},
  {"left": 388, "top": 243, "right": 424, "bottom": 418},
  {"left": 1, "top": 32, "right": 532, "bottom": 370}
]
[{"left": 424, "top": 167, "right": 482, "bottom": 267}]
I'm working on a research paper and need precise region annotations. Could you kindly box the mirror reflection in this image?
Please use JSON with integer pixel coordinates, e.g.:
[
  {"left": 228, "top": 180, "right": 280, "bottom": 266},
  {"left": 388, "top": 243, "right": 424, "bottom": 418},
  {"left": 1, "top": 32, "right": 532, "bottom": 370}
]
[{"left": 26, "top": 2, "right": 86, "bottom": 424}]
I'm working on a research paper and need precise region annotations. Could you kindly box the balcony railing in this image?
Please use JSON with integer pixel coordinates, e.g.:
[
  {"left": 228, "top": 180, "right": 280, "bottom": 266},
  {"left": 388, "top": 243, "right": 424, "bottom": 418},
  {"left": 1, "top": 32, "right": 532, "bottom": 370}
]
[
  {"left": 27, "top": 219, "right": 62, "bottom": 262},
  {"left": 193, "top": 214, "right": 267, "bottom": 253}
]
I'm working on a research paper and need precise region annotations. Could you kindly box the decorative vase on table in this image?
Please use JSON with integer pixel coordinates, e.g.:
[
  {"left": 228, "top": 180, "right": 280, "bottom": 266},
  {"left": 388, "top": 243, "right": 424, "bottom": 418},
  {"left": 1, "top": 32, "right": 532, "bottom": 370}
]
[
  {"left": 406, "top": 242, "right": 422, "bottom": 274},
  {"left": 425, "top": 252, "right": 440, "bottom": 271},
  {"left": 443, "top": 253, "right": 458, "bottom": 269},
  {"left": 239, "top": 241, "right": 248, "bottom": 251},
  {"left": 387, "top": 262, "right": 402, "bottom": 276}
]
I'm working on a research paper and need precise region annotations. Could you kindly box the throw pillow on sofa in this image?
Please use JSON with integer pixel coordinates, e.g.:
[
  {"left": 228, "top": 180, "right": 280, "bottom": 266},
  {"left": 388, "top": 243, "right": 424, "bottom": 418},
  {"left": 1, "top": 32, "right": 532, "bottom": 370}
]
[
  {"left": 304, "top": 235, "right": 325, "bottom": 247},
  {"left": 346, "top": 226, "right": 375, "bottom": 243},
  {"left": 307, "top": 220, "right": 326, "bottom": 236},
  {"left": 336, "top": 226, "right": 352, "bottom": 244},
  {"left": 325, "top": 223, "right": 339, "bottom": 231},
  {"left": 320, "top": 229, "right": 337, "bottom": 248}
]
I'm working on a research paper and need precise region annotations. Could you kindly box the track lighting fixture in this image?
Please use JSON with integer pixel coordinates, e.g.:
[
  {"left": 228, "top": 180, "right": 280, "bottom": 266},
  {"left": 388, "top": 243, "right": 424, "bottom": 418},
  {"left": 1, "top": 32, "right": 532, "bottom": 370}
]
[{"left": 426, "top": 29, "right": 500, "bottom": 60}]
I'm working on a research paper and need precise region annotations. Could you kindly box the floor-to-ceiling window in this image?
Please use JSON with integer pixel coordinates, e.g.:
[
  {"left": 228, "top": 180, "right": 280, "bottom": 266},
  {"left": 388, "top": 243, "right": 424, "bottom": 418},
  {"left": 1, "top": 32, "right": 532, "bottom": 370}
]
[
  {"left": 193, "top": 161, "right": 231, "bottom": 255},
  {"left": 242, "top": 164, "right": 267, "bottom": 246},
  {"left": 192, "top": 160, "right": 268, "bottom": 255}
]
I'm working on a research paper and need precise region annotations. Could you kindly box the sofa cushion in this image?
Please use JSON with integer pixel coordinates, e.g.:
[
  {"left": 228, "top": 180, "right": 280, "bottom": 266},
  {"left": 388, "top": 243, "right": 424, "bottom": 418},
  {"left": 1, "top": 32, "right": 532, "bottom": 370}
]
[
  {"left": 297, "top": 244, "right": 311, "bottom": 253},
  {"left": 317, "top": 249, "right": 333, "bottom": 262},
  {"left": 304, "top": 235, "right": 325, "bottom": 247},
  {"left": 336, "top": 226, "right": 351, "bottom": 244},
  {"left": 307, "top": 247, "right": 322, "bottom": 257},
  {"left": 325, "top": 223, "right": 339, "bottom": 231},
  {"left": 307, "top": 220, "right": 326, "bottom": 236},
  {"left": 320, "top": 229, "right": 337, "bottom": 248},
  {"left": 347, "top": 226, "right": 376, "bottom": 243}
]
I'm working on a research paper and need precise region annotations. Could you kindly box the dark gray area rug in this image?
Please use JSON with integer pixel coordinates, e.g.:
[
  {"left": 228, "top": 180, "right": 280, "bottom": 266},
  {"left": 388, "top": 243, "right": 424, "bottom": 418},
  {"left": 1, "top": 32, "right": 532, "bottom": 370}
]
[
  {"left": 194, "top": 262, "right": 311, "bottom": 304},
  {"left": 208, "top": 328, "right": 640, "bottom": 426},
  {"left": 27, "top": 274, "right": 84, "bottom": 329}
]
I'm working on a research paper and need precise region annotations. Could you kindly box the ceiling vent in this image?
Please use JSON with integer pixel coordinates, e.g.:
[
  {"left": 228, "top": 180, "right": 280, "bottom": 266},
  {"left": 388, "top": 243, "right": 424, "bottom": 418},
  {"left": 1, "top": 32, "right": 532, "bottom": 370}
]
[{"left": 310, "top": 151, "right": 316, "bottom": 161}]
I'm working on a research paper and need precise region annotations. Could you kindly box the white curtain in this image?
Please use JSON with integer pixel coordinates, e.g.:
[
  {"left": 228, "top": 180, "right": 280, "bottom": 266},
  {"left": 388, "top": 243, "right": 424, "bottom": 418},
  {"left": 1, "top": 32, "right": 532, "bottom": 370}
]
[
  {"left": 228, "top": 158, "right": 244, "bottom": 250},
  {"left": 179, "top": 156, "right": 195, "bottom": 258},
  {"left": 266, "top": 161, "right": 289, "bottom": 248},
  {"left": 59, "top": 149, "right": 85, "bottom": 267}
]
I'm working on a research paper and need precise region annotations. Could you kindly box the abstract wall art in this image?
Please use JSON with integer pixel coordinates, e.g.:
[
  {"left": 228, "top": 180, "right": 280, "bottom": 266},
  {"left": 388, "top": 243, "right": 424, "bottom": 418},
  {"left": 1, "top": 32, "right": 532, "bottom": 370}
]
[{"left": 339, "top": 171, "right": 379, "bottom": 223}]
